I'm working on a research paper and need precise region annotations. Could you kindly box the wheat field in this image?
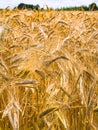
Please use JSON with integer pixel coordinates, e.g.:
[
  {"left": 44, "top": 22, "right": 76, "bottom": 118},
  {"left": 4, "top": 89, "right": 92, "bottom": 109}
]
[{"left": 0, "top": 9, "right": 98, "bottom": 130}]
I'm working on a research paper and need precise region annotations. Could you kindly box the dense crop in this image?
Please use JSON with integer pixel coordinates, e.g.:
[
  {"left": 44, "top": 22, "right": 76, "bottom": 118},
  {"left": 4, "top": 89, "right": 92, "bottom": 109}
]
[{"left": 0, "top": 9, "right": 98, "bottom": 130}]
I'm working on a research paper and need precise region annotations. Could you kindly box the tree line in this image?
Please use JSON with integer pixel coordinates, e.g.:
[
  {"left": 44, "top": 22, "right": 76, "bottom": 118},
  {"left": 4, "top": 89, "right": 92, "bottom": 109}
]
[
  {"left": 17, "top": 2, "right": 98, "bottom": 11},
  {"left": 56, "top": 3, "right": 98, "bottom": 11},
  {"left": 17, "top": 3, "right": 40, "bottom": 10},
  {"left": 0, "top": 2, "right": 98, "bottom": 11}
]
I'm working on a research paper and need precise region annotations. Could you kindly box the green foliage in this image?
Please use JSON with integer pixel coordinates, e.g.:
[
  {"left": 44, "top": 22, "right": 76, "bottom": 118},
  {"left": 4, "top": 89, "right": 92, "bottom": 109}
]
[
  {"left": 55, "top": 2, "right": 98, "bottom": 11},
  {"left": 55, "top": 6, "right": 89, "bottom": 11},
  {"left": 89, "top": 2, "right": 97, "bottom": 11},
  {"left": 16, "top": 2, "right": 98, "bottom": 11},
  {"left": 18, "top": 3, "right": 40, "bottom": 10}
]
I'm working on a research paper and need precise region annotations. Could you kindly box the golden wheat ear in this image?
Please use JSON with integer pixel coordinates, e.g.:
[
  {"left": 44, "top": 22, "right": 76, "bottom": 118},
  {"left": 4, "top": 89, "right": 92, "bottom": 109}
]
[{"left": 0, "top": 9, "right": 98, "bottom": 130}]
